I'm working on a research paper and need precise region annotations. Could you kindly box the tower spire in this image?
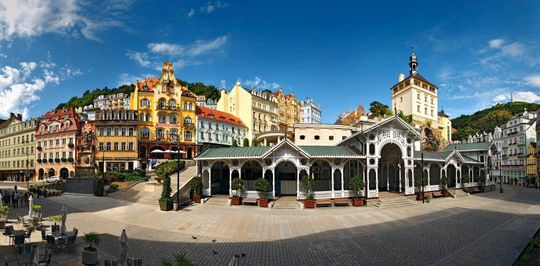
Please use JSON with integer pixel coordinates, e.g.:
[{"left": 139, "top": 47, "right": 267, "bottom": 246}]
[{"left": 409, "top": 46, "right": 418, "bottom": 76}]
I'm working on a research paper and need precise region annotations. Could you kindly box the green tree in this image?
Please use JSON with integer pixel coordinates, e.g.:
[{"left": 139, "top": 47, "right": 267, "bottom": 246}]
[
  {"left": 243, "top": 138, "right": 250, "bottom": 147},
  {"left": 369, "top": 101, "right": 390, "bottom": 118},
  {"left": 231, "top": 139, "right": 238, "bottom": 147}
]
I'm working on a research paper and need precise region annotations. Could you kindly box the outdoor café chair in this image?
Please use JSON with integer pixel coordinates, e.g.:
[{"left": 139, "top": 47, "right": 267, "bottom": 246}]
[
  {"left": 46, "top": 235, "right": 57, "bottom": 249},
  {"left": 104, "top": 260, "right": 119, "bottom": 266},
  {"left": 127, "top": 258, "right": 143, "bottom": 266},
  {"left": 2, "top": 225, "right": 13, "bottom": 245},
  {"left": 65, "top": 235, "right": 77, "bottom": 250}
]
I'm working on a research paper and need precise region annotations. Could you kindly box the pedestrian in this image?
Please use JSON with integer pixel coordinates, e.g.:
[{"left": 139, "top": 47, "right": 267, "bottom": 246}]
[
  {"left": 24, "top": 192, "right": 29, "bottom": 207},
  {"left": 12, "top": 190, "right": 18, "bottom": 208},
  {"left": 536, "top": 176, "right": 540, "bottom": 190}
]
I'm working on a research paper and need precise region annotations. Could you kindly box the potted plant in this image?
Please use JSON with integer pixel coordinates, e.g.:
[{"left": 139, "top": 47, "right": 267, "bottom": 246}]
[
  {"left": 254, "top": 177, "right": 271, "bottom": 207},
  {"left": 159, "top": 177, "right": 173, "bottom": 211},
  {"left": 36, "top": 159, "right": 42, "bottom": 163},
  {"left": 68, "top": 143, "right": 75, "bottom": 149},
  {"left": 349, "top": 175, "right": 365, "bottom": 207},
  {"left": 68, "top": 157, "right": 74, "bottom": 162},
  {"left": 0, "top": 206, "right": 9, "bottom": 229},
  {"left": 49, "top": 215, "right": 62, "bottom": 233},
  {"left": 478, "top": 175, "right": 486, "bottom": 192},
  {"left": 48, "top": 158, "right": 53, "bottom": 163},
  {"left": 462, "top": 174, "right": 470, "bottom": 189},
  {"left": 190, "top": 176, "right": 203, "bottom": 204},
  {"left": 230, "top": 178, "right": 244, "bottom": 205},
  {"left": 301, "top": 175, "right": 315, "bottom": 208},
  {"left": 61, "top": 157, "right": 67, "bottom": 162},
  {"left": 82, "top": 232, "right": 100, "bottom": 265},
  {"left": 94, "top": 178, "right": 104, "bottom": 197},
  {"left": 441, "top": 174, "right": 449, "bottom": 197}
]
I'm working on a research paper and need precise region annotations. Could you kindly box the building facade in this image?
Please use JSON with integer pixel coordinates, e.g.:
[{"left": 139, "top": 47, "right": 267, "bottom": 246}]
[
  {"left": 196, "top": 106, "right": 247, "bottom": 149},
  {"left": 293, "top": 124, "right": 356, "bottom": 146},
  {"left": 526, "top": 142, "right": 536, "bottom": 180},
  {"left": 94, "top": 110, "right": 139, "bottom": 172},
  {"left": 94, "top": 93, "right": 131, "bottom": 110},
  {"left": 391, "top": 49, "right": 451, "bottom": 144},
  {"left": 300, "top": 98, "right": 321, "bottom": 124},
  {"left": 217, "top": 82, "right": 278, "bottom": 144},
  {"left": 35, "top": 108, "right": 79, "bottom": 179},
  {"left": 273, "top": 88, "right": 302, "bottom": 129},
  {"left": 500, "top": 110, "right": 537, "bottom": 183},
  {"left": 196, "top": 116, "right": 491, "bottom": 200},
  {"left": 130, "top": 61, "right": 197, "bottom": 168},
  {"left": 0, "top": 113, "right": 37, "bottom": 181}
]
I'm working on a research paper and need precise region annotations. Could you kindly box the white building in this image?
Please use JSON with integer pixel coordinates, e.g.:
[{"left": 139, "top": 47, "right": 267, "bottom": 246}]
[
  {"left": 299, "top": 97, "right": 321, "bottom": 124},
  {"left": 499, "top": 109, "right": 537, "bottom": 183},
  {"left": 93, "top": 93, "right": 131, "bottom": 110},
  {"left": 196, "top": 106, "right": 248, "bottom": 149}
]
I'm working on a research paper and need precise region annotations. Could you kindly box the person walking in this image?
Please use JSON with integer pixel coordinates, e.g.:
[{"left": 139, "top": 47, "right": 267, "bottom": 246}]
[
  {"left": 12, "top": 190, "right": 18, "bottom": 208},
  {"left": 536, "top": 175, "right": 540, "bottom": 190}
]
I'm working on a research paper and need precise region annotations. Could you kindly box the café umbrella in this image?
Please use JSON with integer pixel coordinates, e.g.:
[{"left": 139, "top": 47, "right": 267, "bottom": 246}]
[
  {"left": 61, "top": 204, "right": 67, "bottom": 235},
  {"left": 119, "top": 229, "right": 128, "bottom": 264},
  {"left": 28, "top": 195, "right": 33, "bottom": 217}
]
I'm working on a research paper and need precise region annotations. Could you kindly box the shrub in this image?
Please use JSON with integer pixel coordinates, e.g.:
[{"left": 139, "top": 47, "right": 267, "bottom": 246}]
[
  {"left": 67, "top": 143, "right": 75, "bottom": 149},
  {"left": 156, "top": 161, "right": 185, "bottom": 179},
  {"left": 190, "top": 176, "right": 203, "bottom": 196},
  {"left": 254, "top": 178, "right": 271, "bottom": 199},
  {"left": 301, "top": 175, "right": 314, "bottom": 194},
  {"left": 462, "top": 174, "right": 470, "bottom": 184},
  {"left": 349, "top": 175, "right": 365, "bottom": 198},
  {"left": 61, "top": 158, "right": 67, "bottom": 162},
  {"left": 67, "top": 157, "right": 74, "bottom": 162},
  {"left": 161, "top": 177, "right": 172, "bottom": 199},
  {"left": 54, "top": 158, "right": 60, "bottom": 163},
  {"left": 48, "top": 215, "right": 62, "bottom": 225},
  {"left": 106, "top": 184, "right": 119, "bottom": 193},
  {"left": 0, "top": 206, "right": 9, "bottom": 217},
  {"left": 32, "top": 204, "right": 42, "bottom": 213},
  {"left": 242, "top": 138, "right": 249, "bottom": 147},
  {"left": 36, "top": 159, "right": 42, "bottom": 163},
  {"left": 83, "top": 232, "right": 100, "bottom": 252},
  {"left": 231, "top": 178, "right": 244, "bottom": 197},
  {"left": 48, "top": 158, "right": 53, "bottom": 163},
  {"left": 94, "top": 178, "right": 104, "bottom": 196},
  {"left": 161, "top": 254, "right": 194, "bottom": 266}
]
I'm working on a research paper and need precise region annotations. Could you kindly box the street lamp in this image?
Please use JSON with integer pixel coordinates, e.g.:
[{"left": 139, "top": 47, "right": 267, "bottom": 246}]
[
  {"left": 170, "top": 132, "right": 185, "bottom": 211},
  {"left": 421, "top": 152, "right": 424, "bottom": 204},
  {"left": 499, "top": 155, "right": 503, "bottom": 193}
]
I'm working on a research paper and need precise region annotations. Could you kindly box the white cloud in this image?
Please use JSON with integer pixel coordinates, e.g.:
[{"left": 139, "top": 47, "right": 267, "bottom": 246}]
[
  {"left": 500, "top": 42, "right": 525, "bottom": 57},
  {"left": 200, "top": 1, "right": 226, "bottom": 14},
  {"left": 493, "top": 91, "right": 540, "bottom": 103},
  {"left": 117, "top": 73, "right": 149, "bottom": 86},
  {"left": 524, "top": 74, "right": 540, "bottom": 88},
  {"left": 0, "top": 0, "right": 127, "bottom": 42},
  {"left": 488, "top": 39, "right": 505, "bottom": 49},
  {"left": 240, "top": 77, "right": 280, "bottom": 90},
  {"left": 128, "top": 35, "right": 229, "bottom": 68},
  {"left": 148, "top": 43, "right": 184, "bottom": 56},
  {"left": 126, "top": 51, "right": 151, "bottom": 67},
  {"left": 187, "top": 8, "right": 195, "bottom": 18},
  {"left": 0, "top": 59, "right": 76, "bottom": 118}
]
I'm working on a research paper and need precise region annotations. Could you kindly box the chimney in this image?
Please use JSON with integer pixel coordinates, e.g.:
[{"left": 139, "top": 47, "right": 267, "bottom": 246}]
[
  {"left": 399, "top": 73, "right": 405, "bottom": 82},
  {"left": 17, "top": 114, "right": 22, "bottom": 120},
  {"left": 10, "top": 112, "right": 15, "bottom": 118}
]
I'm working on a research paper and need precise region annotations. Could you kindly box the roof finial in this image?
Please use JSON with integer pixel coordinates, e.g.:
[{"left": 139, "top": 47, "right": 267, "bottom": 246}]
[{"left": 409, "top": 46, "right": 418, "bottom": 76}]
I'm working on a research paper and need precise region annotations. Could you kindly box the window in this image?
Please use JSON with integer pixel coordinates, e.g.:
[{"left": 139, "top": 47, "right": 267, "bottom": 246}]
[
  {"left": 185, "top": 131, "right": 192, "bottom": 140},
  {"left": 170, "top": 129, "right": 178, "bottom": 140},
  {"left": 169, "top": 100, "right": 176, "bottom": 109},
  {"left": 121, "top": 142, "right": 126, "bottom": 150},
  {"left": 342, "top": 136, "right": 347, "bottom": 140},
  {"left": 400, "top": 97, "right": 402, "bottom": 102},
  {"left": 169, "top": 115, "right": 177, "bottom": 124},
  {"left": 156, "top": 129, "right": 165, "bottom": 140},
  {"left": 314, "top": 135, "right": 320, "bottom": 140},
  {"left": 128, "top": 142, "right": 133, "bottom": 150},
  {"left": 113, "top": 142, "right": 118, "bottom": 151},
  {"left": 329, "top": 136, "right": 334, "bottom": 140},
  {"left": 417, "top": 105, "right": 420, "bottom": 112},
  {"left": 121, "top": 128, "right": 126, "bottom": 136},
  {"left": 140, "top": 128, "right": 149, "bottom": 138},
  {"left": 140, "top": 99, "right": 150, "bottom": 106},
  {"left": 159, "top": 114, "right": 166, "bottom": 123},
  {"left": 106, "top": 128, "right": 112, "bottom": 136},
  {"left": 200, "top": 132, "right": 204, "bottom": 139},
  {"left": 424, "top": 107, "right": 427, "bottom": 114},
  {"left": 128, "top": 128, "right": 134, "bottom": 136},
  {"left": 56, "top": 139, "right": 59, "bottom": 146},
  {"left": 417, "top": 93, "right": 420, "bottom": 100},
  {"left": 99, "top": 143, "right": 104, "bottom": 151},
  {"left": 114, "top": 127, "right": 119, "bottom": 136},
  {"left": 158, "top": 99, "right": 166, "bottom": 109},
  {"left": 184, "top": 117, "right": 192, "bottom": 125}
]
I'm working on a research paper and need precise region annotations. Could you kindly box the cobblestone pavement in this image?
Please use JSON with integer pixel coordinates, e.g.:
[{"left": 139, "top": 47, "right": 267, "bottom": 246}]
[{"left": 1, "top": 185, "right": 539, "bottom": 265}]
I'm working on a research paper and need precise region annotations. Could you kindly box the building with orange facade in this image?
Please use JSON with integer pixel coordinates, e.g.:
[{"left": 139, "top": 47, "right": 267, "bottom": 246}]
[
  {"left": 130, "top": 61, "right": 197, "bottom": 169},
  {"left": 273, "top": 88, "right": 302, "bottom": 130}
]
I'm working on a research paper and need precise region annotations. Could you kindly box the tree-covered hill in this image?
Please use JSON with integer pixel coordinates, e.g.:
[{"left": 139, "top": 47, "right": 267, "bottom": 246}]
[
  {"left": 56, "top": 79, "right": 221, "bottom": 110},
  {"left": 451, "top": 101, "right": 540, "bottom": 141}
]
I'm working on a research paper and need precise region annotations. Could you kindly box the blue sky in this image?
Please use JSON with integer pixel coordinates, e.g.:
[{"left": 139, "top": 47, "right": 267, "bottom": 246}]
[{"left": 0, "top": 0, "right": 539, "bottom": 123}]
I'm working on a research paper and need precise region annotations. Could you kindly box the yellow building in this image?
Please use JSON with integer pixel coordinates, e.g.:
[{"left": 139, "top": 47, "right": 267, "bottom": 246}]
[
  {"left": 94, "top": 110, "right": 139, "bottom": 172},
  {"left": 130, "top": 61, "right": 197, "bottom": 168},
  {"left": 273, "top": 88, "right": 302, "bottom": 130},
  {"left": 527, "top": 142, "right": 537, "bottom": 178},
  {"left": 0, "top": 113, "right": 37, "bottom": 181},
  {"left": 217, "top": 82, "right": 278, "bottom": 144}
]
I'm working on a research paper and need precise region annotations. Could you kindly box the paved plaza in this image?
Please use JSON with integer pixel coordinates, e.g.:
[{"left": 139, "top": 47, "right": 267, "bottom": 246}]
[{"left": 1, "top": 184, "right": 539, "bottom": 265}]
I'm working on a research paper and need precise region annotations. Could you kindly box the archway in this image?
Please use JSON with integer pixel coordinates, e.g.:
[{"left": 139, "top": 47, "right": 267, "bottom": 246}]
[
  {"left": 473, "top": 165, "right": 480, "bottom": 182},
  {"left": 60, "top": 168, "right": 69, "bottom": 179},
  {"left": 210, "top": 161, "right": 230, "bottom": 194},
  {"left": 310, "top": 159, "right": 332, "bottom": 192},
  {"left": 202, "top": 170, "right": 210, "bottom": 195},
  {"left": 48, "top": 168, "right": 55, "bottom": 177},
  {"left": 275, "top": 160, "right": 297, "bottom": 196},
  {"left": 240, "top": 160, "right": 262, "bottom": 191},
  {"left": 447, "top": 165, "right": 456, "bottom": 188},
  {"left": 187, "top": 147, "right": 193, "bottom": 159},
  {"left": 429, "top": 163, "right": 441, "bottom": 186},
  {"left": 378, "top": 143, "right": 404, "bottom": 192},
  {"left": 462, "top": 165, "right": 470, "bottom": 183},
  {"left": 38, "top": 168, "right": 44, "bottom": 180},
  {"left": 343, "top": 160, "right": 363, "bottom": 191}
]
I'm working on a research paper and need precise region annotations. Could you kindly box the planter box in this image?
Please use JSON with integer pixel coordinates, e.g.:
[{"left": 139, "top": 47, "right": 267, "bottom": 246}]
[
  {"left": 194, "top": 195, "right": 201, "bottom": 204},
  {"left": 416, "top": 194, "right": 424, "bottom": 201},
  {"left": 82, "top": 249, "right": 98, "bottom": 265},
  {"left": 159, "top": 199, "right": 173, "bottom": 211},
  {"left": 304, "top": 199, "right": 315, "bottom": 209},
  {"left": 259, "top": 198, "right": 268, "bottom": 207},
  {"left": 230, "top": 196, "right": 241, "bottom": 205},
  {"left": 443, "top": 191, "right": 449, "bottom": 197},
  {"left": 352, "top": 198, "right": 364, "bottom": 207}
]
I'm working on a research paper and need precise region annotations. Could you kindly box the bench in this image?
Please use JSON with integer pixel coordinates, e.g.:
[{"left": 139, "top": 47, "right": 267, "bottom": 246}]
[
  {"left": 316, "top": 198, "right": 333, "bottom": 207},
  {"left": 242, "top": 198, "right": 258, "bottom": 205},
  {"left": 333, "top": 198, "right": 351, "bottom": 206},
  {"left": 431, "top": 191, "right": 444, "bottom": 198}
]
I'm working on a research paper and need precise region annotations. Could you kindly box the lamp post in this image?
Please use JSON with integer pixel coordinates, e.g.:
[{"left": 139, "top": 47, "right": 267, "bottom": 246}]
[
  {"left": 170, "top": 132, "right": 184, "bottom": 211},
  {"left": 499, "top": 155, "right": 503, "bottom": 193},
  {"left": 421, "top": 152, "right": 424, "bottom": 204}
]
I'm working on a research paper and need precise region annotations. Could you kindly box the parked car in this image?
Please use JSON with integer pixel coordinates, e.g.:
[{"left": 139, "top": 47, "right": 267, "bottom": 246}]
[{"left": 46, "top": 176, "right": 62, "bottom": 183}]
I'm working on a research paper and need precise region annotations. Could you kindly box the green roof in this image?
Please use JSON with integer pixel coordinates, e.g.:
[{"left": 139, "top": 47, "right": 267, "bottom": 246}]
[
  {"left": 299, "top": 146, "right": 362, "bottom": 157},
  {"left": 196, "top": 146, "right": 271, "bottom": 159},
  {"left": 442, "top": 142, "right": 492, "bottom": 152},
  {"left": 414, "top": 150, "right": 481, "bottom": 163}
]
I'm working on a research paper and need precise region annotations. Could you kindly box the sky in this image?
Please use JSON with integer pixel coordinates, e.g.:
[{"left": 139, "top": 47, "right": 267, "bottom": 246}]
[{"left": 0, "top": 0, "right": 539, "bottom": 123}]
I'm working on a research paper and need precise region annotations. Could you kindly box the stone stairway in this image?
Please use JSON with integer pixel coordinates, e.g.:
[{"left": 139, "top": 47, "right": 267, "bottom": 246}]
[
  {"left": 204, "top": 194, "right": 230, "bottom": 206},
  {"left": 376, "top": 195, "right": 419, "bottom": 209},
  {"left": 449, "top": 188, "right": 469, "bottom": 198},
  {"left": 109, "top": 161, "right": 197, "bottom": 206},
  {"left": 272, "top": 196, "right": 300, "bottom": 209}
]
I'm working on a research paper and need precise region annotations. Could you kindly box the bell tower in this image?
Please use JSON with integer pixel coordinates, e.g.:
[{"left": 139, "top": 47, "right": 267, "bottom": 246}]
[{"left": 409, "top": 47, "right": 418, "bottom": 76}]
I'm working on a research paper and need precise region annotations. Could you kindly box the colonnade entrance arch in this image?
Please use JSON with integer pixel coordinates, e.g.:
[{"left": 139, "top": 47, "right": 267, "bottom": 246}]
[{"left": 378, "top": 143, "right": 404, "bottom": 192}]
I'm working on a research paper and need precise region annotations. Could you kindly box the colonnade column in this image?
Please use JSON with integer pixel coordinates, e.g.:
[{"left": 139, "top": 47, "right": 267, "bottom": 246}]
[
  {"left": 339, "top": 167, "right": 344, "bottom": 197},
  {"left": 272, "top": 168, "right": 276, "bottom": 198},
  {"left": 331, "top": 167, "right": 336, "bottom": 198}
]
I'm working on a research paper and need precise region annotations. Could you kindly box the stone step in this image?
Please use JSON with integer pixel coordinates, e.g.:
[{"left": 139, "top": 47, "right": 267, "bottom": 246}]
[{"left": 376, "top": 196, "right": 418, "bottom": 209}]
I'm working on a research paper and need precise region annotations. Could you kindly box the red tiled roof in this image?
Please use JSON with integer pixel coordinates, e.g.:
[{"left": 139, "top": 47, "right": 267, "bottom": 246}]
[
  {"left": 196, "top": 106, "right": 246, "bottom": 127},
  {"left": 36, "top": 108, "right": 80, "bottom": 135},
  {"left": 136, "top": 78, "right": 159, "bottom": 92}
]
